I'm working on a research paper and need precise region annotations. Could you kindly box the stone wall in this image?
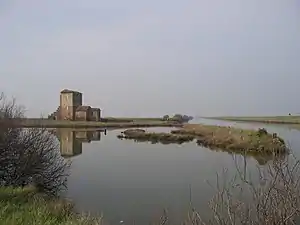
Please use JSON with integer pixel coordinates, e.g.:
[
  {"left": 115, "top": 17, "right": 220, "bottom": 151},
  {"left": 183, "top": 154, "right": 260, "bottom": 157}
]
[{"left": 91, "top": 108, "right": 101, "bottom": 121}]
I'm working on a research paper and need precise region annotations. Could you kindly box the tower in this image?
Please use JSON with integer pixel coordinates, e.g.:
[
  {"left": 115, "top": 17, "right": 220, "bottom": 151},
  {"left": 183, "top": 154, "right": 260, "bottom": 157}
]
[{"left": 59, "top": 89, "right": 82, "bottom": 120}]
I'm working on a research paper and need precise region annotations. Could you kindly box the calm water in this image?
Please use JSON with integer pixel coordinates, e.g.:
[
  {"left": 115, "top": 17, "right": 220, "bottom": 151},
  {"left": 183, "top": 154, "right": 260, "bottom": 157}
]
[{"left": 55, "top": 119, "right": 300, "bottom": 224}]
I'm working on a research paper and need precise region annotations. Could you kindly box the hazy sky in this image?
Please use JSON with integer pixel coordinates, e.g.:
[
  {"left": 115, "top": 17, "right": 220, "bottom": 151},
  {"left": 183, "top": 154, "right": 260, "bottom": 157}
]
[{"left": 0, "top": 0, "right": 300, "bottom": 117}]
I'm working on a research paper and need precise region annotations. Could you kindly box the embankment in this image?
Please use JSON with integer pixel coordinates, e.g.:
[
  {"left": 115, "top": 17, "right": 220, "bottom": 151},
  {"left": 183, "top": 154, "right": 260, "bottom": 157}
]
[
  {"left": 205, "top": 116, "right": 300, "bottom": 124},
  {"left": 5, "top": 118, "right": 182, "bottom": 128}
]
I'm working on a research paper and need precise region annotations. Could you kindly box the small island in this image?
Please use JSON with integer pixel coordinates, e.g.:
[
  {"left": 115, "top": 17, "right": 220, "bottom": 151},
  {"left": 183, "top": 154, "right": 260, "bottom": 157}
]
[{"left": 117, "top": 124, "right": 287, "bottom": 155}]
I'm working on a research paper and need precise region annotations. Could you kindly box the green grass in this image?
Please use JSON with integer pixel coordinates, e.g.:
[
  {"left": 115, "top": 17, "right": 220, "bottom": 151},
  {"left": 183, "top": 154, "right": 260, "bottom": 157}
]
[
  {"left": 0, "top": 187, "right": 102, "bottom": 225},
  {"left": 206, "top": 116, "right": 300, "bottom": 124}
]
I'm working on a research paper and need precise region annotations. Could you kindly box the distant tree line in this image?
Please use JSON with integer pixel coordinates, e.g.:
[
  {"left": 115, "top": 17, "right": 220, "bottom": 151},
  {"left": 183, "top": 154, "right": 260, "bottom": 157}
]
[{"left": 162, "top": 114, "right": 193, "bottom": 122}]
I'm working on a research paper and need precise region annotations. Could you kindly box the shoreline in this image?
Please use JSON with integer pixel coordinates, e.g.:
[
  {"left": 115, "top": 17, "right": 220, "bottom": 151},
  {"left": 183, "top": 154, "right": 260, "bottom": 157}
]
[
  {"left": 5, "top": 118, "right": 182, "bottom": 129},
  {"left": 204, "top": 116, "right": 300, "bottom": 125}
]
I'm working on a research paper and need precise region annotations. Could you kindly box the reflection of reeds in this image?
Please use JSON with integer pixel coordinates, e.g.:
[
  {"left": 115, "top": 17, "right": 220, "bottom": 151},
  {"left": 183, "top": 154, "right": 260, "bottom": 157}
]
[{"left": 196, "top": 143, "right": 286, "bottom": 165}]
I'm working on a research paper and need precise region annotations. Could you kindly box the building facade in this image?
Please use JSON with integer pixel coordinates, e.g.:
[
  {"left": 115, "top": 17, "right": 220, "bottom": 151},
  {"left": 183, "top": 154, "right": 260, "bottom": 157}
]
[
  {"left": 75, "top": 105, "right": 92, "bottom": 121},
  {"left": 91, "top": 108, "right": 101, "bottom": 121},
  {"left": 59, "top": 89, "right": 83, "bottom": 120}
]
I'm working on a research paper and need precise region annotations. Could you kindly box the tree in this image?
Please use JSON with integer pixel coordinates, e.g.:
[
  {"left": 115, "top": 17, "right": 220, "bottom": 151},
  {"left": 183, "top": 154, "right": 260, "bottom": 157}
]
[
  {"left": 0, "top": 93, "right": 69, "bottom": 196},
  {"left": 172, "top": 114, "right": 193, "bottom": 122},
  {"left": 162, "top": 115, "right": 170, "bottom": 121}
]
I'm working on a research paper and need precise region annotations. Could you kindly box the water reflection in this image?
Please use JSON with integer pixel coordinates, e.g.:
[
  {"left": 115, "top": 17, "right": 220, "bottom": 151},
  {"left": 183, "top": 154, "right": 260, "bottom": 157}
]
[
  {"left": 60, "top": 124, "right": 298, "bottom": 224},
  {"left": 55, "top": 129, "right": 103, "bottom": 157},
  {"left": 121, "top": 135, "right": 285, "bottom": 166},
  {"left": 201, "top": 146, "right": 285, "bottom": 166}
]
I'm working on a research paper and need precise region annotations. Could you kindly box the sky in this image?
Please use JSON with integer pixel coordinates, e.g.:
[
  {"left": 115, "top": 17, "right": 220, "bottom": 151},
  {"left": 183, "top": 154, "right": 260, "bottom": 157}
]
[{"left": 0, "top": 0, "right": 300, "bottom": 117}]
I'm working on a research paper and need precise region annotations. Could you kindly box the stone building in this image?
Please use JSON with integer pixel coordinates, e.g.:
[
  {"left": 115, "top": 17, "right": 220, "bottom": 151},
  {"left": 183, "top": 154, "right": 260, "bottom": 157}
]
[
  {"left": 48, "top": 106, "right": 60, "bottom": 120},
  {"left": 75, "top": 106, "right": 92, "bottom": 121},
  {"left": 49, "top": 89, "right": 102, "bottom": 121},
  {"left": 60, "top": 89, "right": 83, "bottom": 120},
  {"left": 91, "top": 108, "right": 101, "bottom": 121}
]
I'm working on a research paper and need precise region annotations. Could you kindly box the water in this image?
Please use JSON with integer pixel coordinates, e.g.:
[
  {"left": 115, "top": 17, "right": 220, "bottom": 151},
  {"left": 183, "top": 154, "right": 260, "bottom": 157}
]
[{"left": 54, "top": 120, "right": 300, "bottom": 224}]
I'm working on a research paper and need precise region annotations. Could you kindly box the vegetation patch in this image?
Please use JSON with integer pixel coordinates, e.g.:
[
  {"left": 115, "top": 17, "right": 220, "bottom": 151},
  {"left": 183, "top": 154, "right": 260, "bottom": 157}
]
[
  {"left": 117, "top": 129, "right": 195, "bottom": 144},
  {"left": 15, "top": 118, "right": 183, "bottom": 128},
  {"left": 0, "top": 187, "right": 101, "bottom": 225},
  {"left": 118, "top": 124, "right": 288, "bottom": 155},
  {"left": 162, "top": 114, "right": 193, "bottom": 123},
  {"left": 172, "top": 124, "right": 287, "bottom": 154}
]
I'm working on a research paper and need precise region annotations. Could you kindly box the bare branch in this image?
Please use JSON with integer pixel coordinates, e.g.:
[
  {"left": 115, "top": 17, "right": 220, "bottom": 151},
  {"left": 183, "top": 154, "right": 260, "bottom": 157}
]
[{"left": 0, "top": 93, "right": 70, "bottom": 196}]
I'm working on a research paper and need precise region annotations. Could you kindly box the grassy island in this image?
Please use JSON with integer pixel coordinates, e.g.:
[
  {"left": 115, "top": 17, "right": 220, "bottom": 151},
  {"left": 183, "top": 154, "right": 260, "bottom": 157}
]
[
  {"left": 118, "top": 124, "right": 288, "bottom": 154},
  {"left": 117, "top": 128, "right": 195, "bottom": 144}
]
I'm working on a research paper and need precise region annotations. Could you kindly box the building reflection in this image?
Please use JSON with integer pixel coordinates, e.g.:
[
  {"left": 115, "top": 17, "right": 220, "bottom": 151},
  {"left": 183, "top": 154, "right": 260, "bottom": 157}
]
[{"left": 55, "top": 129, "right": 102, "bottom": 157}]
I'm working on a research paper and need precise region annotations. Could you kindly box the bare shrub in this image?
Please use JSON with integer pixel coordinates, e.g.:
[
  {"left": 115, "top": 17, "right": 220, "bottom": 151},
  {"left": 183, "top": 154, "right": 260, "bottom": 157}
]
[
  {"left": 0, "top": 93, "right": 69, "bottom": 195},
  {"left": 181, "top": 154, "right": 300, "bottom": 225}
]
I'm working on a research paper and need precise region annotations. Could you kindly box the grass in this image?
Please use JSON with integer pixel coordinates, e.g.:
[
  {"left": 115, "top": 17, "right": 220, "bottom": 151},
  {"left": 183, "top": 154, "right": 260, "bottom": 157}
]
[
  {"left": 0, "top": 186, "right": 101, "bottom": 225},
  {"left": 11, "top": 118, "right": 181, "bottom": 128},
  {"left": 118, "top": 124, "right": 288, "bottom": 154},
  {"left": 206, "top": 116, "right": 300, "bottom": 124},
  {"left": 177, "top": 124, "right": 287, "bottom": 154},
  {"left": 103, "top": 117, "right": 163, "bottom": 121}
]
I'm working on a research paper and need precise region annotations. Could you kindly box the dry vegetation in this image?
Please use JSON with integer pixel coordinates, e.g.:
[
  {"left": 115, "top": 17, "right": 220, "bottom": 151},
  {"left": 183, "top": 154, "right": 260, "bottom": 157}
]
[
  {"left": 0, "top": 93, "right": 69, "bottom": 195},
  {"left": 117, "top": 128, "right": 195, "bottom": 144},
  {"left": 179, "top": 154, "right": 300, "bottom": 225},
  {"left": 174, "top": 124, "right": 287, "bottom": 154}
]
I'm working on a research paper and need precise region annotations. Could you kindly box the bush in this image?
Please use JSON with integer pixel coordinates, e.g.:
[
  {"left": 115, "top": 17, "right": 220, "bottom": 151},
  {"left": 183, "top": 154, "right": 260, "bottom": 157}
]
[
  {"left": 162, "top": 115, "right": 169, "bottom": 121},
  {"left": 0, "top": 93, "right": 69, "bottom": 196},
  {"left": 171, "top": 114, "right": 193, "bottom": 122}
]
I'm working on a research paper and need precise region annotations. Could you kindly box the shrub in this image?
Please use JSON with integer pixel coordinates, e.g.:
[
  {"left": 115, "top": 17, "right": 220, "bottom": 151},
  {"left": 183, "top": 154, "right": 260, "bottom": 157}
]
[{"left": 0, "top": 93, "right": 69, "bottom": 196}]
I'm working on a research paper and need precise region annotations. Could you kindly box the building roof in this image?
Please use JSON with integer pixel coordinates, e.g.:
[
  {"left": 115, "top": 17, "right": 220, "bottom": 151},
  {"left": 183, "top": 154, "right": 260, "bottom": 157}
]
[
  {"left": 91, "top": 107, "right": 101, "bottom": 111},
  {"left": 60, "top": 89, "right": 82, "bottom": 94},
  {"left": 76, "top": 106, "right": 91, "bottom": 111}
]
